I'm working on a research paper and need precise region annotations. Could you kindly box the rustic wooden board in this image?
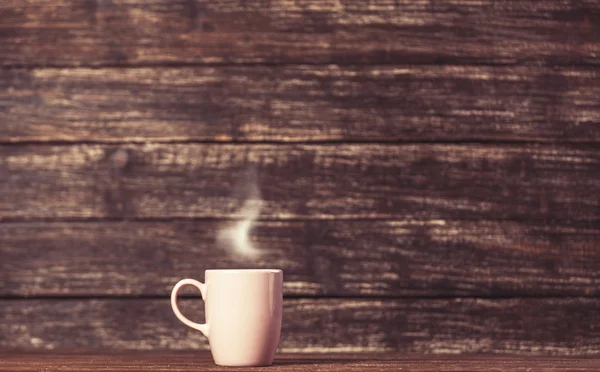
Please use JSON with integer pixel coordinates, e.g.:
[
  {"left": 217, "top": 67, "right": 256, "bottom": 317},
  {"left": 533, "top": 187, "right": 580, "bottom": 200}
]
[
  {"left": 1, "top": 0, "right": 599, "bottom": 66},
  {"left": 1, "top": 353, "right": 600, "bottom": 372},
  {"left": 1, "top": 67, "right": 599, "bottom": 143},
  {"left": 1, "top": 220, "right": 599, "bottom": 297},
  {"left": 0, "top": 143, "right": 598, "bottom": 221},
  {"left": 1, "top": 298, "right": 599, "bottom": 354}
]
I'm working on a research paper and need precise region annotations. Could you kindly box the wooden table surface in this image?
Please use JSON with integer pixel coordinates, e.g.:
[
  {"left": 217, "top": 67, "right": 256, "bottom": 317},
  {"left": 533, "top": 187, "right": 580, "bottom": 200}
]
[{"left": 1, "top": 351, "right": 600, "bottom": 372}]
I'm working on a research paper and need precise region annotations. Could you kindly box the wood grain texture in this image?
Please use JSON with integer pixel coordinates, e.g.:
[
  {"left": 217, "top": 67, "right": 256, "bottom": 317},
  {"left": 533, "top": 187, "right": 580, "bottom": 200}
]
[
  {"left": 0, "top": 143, "right": 598, "bottom": 221},
  {"left": 1, "top": 220, "right": 599, "bottom": 297},
  {"left": 1, "top": 66, "right": 599, "bottom": 143},
  {"left": 1, "top": 0, "right": 599, "bottom": 66},
  {"left": 1, "top": 298, "right": 599, "bottom": 354},
  {"left": 1, "top": 353, "right": 600, "bottom": 372}
]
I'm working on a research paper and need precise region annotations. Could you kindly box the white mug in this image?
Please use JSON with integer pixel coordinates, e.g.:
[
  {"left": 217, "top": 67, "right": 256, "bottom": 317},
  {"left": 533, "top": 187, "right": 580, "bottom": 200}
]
[{"left": 171, "top": 269, "right": 283, "bottom": 366}]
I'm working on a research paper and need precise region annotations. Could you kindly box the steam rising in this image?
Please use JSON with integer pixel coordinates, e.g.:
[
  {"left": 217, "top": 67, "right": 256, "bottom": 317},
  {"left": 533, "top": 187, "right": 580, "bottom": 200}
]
[{"left": 217, "top": 169, "right": 262, "bottom": 258}]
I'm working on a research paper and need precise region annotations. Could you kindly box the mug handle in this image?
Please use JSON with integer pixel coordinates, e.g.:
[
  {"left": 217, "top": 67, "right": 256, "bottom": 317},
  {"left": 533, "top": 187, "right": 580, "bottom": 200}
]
[{"left": 171, "top": 278, "right": 209, "bottom": 337}]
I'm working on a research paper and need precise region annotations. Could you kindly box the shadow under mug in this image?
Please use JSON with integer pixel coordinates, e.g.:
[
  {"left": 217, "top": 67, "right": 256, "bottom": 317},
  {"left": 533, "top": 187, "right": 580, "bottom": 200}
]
[{"left": 171, "top": 269, "right": 283, "bottom": 367}]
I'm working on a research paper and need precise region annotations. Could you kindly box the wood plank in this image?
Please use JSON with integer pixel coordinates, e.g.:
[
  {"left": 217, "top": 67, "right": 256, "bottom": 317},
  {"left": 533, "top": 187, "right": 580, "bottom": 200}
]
[
  {"left": 1, "top": 298, "right": 599, "bottom": 354},
  {"left": 1, "top": 353, "right": 600, "bottom": 372},
  {"left": 1, "top": 67, "right": 599, "bottom": 143},
  {"left": 1, "top": 220, "right": 599, "bottom": 297},
  {"left": 1, "top": 0, "right": 599, "bottom": 66},
  {"left": 0, "top": 144, "right": 598, "bottom": 222}
]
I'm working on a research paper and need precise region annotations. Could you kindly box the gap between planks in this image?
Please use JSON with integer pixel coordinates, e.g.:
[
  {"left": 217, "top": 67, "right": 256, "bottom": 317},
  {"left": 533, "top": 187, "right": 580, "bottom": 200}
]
[
  {"left": 3, "top": 61, "right": 600, "bottom": 69},
  {"left": 2, "top": 295, "right": 600, "bottom": 300},
  {"left": 1, "top": 139, "right": 600, "bottom": 145}
]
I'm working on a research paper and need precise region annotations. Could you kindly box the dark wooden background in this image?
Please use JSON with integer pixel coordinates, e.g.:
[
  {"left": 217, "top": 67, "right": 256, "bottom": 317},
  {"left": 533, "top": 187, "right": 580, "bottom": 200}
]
[{"left": 0, "top": 0, "right": 599, "bottom": 355}]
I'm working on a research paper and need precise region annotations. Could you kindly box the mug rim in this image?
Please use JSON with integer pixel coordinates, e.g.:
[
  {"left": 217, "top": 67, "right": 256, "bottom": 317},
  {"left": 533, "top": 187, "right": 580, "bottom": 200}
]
[{"left": 205, "top": 269, "right": 282, "bottom": 274}]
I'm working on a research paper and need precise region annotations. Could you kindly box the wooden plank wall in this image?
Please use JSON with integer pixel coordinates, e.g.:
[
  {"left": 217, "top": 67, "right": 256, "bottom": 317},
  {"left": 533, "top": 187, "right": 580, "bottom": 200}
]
[{"left": 0, "top": 0, "right": 599, "bottom": 354}]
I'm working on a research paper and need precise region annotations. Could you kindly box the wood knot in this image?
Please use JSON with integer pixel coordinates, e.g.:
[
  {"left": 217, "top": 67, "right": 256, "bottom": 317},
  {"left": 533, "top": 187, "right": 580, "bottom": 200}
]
[{"left": 110, "top": 149, "right": 129, "bottom": 168}]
